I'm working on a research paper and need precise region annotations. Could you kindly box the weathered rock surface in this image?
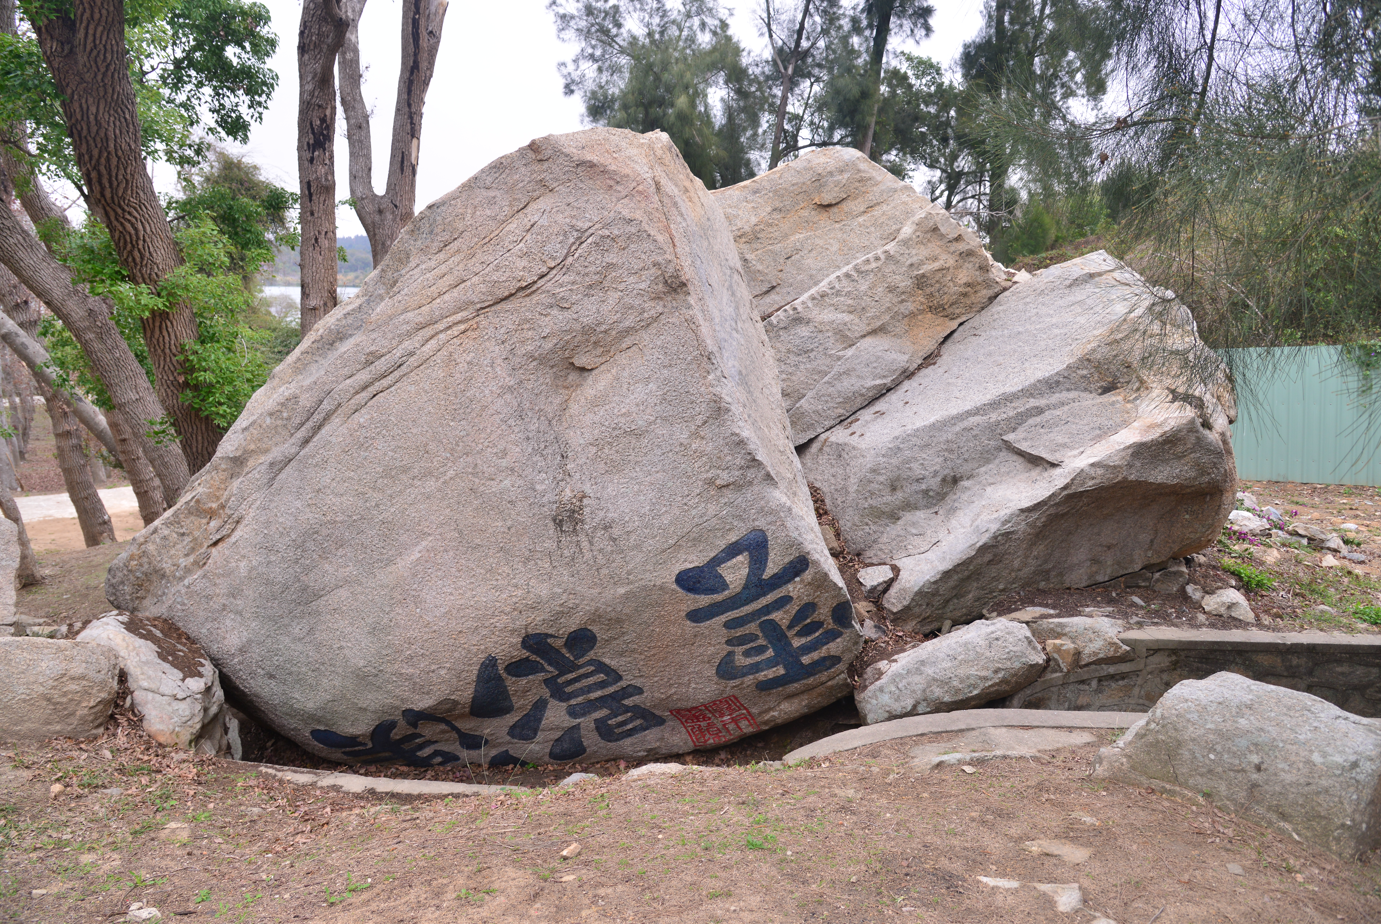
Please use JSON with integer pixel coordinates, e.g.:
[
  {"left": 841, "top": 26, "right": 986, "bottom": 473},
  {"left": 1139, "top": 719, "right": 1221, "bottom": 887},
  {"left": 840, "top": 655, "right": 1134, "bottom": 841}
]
[
  {"left": 1202, "top": 588, "right": 1255, "bottom": 623},
  {"left": 77, "top": 612, "right": 226, "bottom": 751},
  {"left": 1227, "top": 510, "right": 1269, "bottom": 534},
  {"left": 855, "top": 619, "right": 1046, "bottom": 724},
  {"left": 801, "top": 252, "right": 1237, "bottom": 631},
  {"left": 716, "top": 148, "right": 1007, "bottom": 443},
  {"left": 0, "top": 518, "right": 17, "bottom": 631},
  {"left": 0, "top": 638, "right": 117, "bottom": 741},
  {"left": 714, "top": 148, "right": 931, "bottom": 320},
  {"left": 1026, "top": 617, "right": 1132, "bottom": 668},
  {"left": 105, "top": 129, "right": 857, "bottom": 766},
  {"left": 856, "top": 565, "right": 895, "bottom": 596},
  {"left": 1094, "top": 672, "right": 1381, "bottom": 858}
]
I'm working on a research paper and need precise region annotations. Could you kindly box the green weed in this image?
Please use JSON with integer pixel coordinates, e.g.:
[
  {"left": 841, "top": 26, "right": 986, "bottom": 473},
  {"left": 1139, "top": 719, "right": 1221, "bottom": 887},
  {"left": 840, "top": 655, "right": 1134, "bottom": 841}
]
[
  {"left": 1221, "top": 559, "right": 1275, "bottom": 591},
  {"left": 325, "top": 873, "right": 371, "bottom": 905}
]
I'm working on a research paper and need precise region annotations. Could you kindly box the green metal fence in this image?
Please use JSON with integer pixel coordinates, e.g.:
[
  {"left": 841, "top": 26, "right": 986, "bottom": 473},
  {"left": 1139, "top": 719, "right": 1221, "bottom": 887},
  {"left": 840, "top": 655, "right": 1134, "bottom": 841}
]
[{"left": 1228, "top": 346, "right": 1381, "bottom": 486}]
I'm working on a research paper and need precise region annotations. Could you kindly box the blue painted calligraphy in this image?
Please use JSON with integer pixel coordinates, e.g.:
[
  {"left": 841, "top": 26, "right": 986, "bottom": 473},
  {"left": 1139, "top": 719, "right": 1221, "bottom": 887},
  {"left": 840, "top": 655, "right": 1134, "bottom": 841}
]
[
  {"left": 310, "top": 627, "right": 664, "bottom": 767},
  {"left": 676, "top": 530, "right": 854, "bottom": 691}
]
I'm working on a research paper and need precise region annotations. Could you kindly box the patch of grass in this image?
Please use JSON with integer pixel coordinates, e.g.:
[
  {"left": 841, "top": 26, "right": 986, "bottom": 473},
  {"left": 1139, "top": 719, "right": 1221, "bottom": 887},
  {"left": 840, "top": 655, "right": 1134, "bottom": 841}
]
[
  {"left": 1221, "top": 559, "right": 1276, "bottom": 591},
  {"left": 325, "top": 873, "right": 370, "bottom": 905},
  {"left": 1352, "top": 605, "right": 1381, "bottom": 625}
]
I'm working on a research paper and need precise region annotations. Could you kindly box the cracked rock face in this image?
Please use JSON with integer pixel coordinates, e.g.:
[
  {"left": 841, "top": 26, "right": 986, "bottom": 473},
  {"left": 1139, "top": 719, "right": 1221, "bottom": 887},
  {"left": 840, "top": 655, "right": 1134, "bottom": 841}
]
[
  {"left": 106, "top": 128, "right": 857, "bottom": 766},
  {"left": 715, "top": 149, "right": 1008, "bottom": 444},
  {"left": 801, "top": 251, "right": 1237, "bottom": 631},
  {"left": 77, "top": 612, "right": 225, "bottom": 751}
]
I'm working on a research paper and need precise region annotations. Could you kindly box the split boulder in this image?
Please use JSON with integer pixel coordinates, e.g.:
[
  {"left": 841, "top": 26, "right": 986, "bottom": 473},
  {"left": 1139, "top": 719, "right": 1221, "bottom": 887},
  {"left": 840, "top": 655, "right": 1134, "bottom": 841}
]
[
  {"left": 0, "top": 638, "right": 117, "bottom": 741},
  {"left": 801, "top": 251, "right": 1237, "bottom": 631},
  {"left": 855, "top": 619, "right": 1046, "bottom": 724},
  {"left": 1094, "top": 672, "right": 1381, "bottom": 858},
  {"left": 715, "top": 148, "right": 1008, "bottom": 443},
  {"left": 77, "top": 612, "right": 226, "bottom": 752},
  {"left": 105, "top": 128, "right": 857, "bottom": 766}
]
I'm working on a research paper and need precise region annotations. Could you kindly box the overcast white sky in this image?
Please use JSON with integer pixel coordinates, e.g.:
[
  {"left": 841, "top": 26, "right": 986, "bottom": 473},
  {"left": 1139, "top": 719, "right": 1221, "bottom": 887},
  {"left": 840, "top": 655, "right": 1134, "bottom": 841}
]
[{"left": 222, "top": 0, "right": 987, "bottom": 240}]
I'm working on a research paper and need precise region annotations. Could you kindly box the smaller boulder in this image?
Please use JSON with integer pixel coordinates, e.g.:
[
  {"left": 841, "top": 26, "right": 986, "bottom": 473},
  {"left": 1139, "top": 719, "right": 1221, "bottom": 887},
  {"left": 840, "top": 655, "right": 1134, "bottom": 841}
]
[
  {"left": 0, "top": 638, "right": 117, "bottom": 741},
  {"left": 1094, "top": 672, "right": 1381, "bottom": 858},
  {"left": 1185, "top": 584, "right": 1205, "bottom": 604},
  {"left": 1026, "top": 617, "right": 1132, "bottom": 667},
  {"left": 77, "top": 612, "right": 225, "bottom": 752},
  {"left": 856, "top": 565, "right": 895, "bottom": 596},
  {"left": 1150, "top": 562, "right": 1189, "bottom": 594},
  {"left": 1323, "top": 536, "right": 1346, "bottom": 553},
  {"left": 1202, "top": 588, "right": 1256, "bottom": 623},
  {"left": 1227, "top": 510, "right": 1269, "bottom": 534},
  {"left": 855, "top": 620, "right": 1046, "bottom": 724},
  {"left": 996, "top": 606, "right": 1058, "bottom": 623},
  {"left": 1043, "top": 639, "right": 1079, "bottom": 675},
  {"left": 1289, "top": 523, "right": 1332, "bottom": 543}
]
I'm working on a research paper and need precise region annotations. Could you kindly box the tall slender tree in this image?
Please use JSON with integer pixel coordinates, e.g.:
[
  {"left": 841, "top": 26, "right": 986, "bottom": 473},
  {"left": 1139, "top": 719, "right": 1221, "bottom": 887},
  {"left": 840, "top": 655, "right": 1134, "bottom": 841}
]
[
  {"left": 296, "top": 0, "right": 349, "bottom": 336},
  {"left": 338, "top": 0, "right": 447, "bottom": 266},
  {"left": 856, "top": 0, "right": 933, "bottom": 157}
]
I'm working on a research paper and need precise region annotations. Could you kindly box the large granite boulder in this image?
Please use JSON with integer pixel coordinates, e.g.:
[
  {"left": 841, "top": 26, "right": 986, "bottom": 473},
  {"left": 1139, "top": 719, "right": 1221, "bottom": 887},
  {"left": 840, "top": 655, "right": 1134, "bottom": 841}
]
[
  {"left": 801, "top": 252, "right": 1236, "bottom": 631},
  {"left": 0, "top": 638, "right": 117, "bottom": 741},
  {"left": 715, "top": 149, "right": 1007, "bottom": 444},
  {"left": 1094, "top": 672, "right": 1381, "bottom": 858},
  {"left": 77, "top": 612, "right": 226, "bottom": 752},
  {"left": 855, "top": 619, "right": 1047, "bottom": 723},
  {"left": 105, "top": 128, "right": 858, "bottom": 766}
]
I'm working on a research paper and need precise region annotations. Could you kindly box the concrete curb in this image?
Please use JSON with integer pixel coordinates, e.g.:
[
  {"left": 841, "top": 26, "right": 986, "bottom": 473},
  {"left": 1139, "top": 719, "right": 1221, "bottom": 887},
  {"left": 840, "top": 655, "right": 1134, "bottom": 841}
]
[
  {"left": 235, "top": 761, "right": 528, "bottom": 796},
  {"left": 783, "top": 708, "right": 1145, "bottom": 764}
]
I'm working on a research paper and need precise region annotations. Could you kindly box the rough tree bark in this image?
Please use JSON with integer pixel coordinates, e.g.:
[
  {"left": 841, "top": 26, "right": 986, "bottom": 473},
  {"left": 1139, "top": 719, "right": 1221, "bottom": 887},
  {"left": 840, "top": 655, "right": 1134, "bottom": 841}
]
[
  {"left": 49, "top": 385, "right": 116, "bottom": 546},
  {"left": 32, "top": 0, "right": 224, "bottom": 472},
  {"left": 338, "top": 0, "right": 447, "bottom": 265},
  {"left": 298, "top": 0, "right": 350, "bottom": 335},
  {"left": 2, "top": 280, "right": 115, "bottom": 546},
  {"left": 0, "top": 476, "right": 40, "bottom": 586},
  {"left": 0, "top": 203, "right": 191, "bottom": 503},
  {"left": 105, "top": 412, "right": 165, "bottom": 525},
  {"left": 0, "top": 299, "right": 119, "bottom": 456}
]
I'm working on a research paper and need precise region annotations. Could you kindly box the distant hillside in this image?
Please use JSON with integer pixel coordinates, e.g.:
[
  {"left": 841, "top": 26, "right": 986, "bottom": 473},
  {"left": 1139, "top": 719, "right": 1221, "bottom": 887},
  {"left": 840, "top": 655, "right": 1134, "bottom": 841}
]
[{"left": 264, "top": 234, "right": 373, "bottom": 286}]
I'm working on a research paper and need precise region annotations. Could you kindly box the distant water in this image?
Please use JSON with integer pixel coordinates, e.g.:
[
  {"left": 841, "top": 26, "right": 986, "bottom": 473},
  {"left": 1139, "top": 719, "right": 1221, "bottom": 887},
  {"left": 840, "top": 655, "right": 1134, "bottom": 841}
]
[{"left": 262, "top": 285, "right": 361, "bottom": 304}]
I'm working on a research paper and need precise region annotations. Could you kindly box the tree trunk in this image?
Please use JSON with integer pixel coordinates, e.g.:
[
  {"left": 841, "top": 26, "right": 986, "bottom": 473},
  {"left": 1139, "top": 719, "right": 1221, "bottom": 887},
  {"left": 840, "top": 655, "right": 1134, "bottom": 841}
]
[
  {"left": 768, "top": 0, "right": 813, "bottom": 170},
  {"left": 106, "top": 411, "right": 165, "bottom": 525},
  {"left": 0, "top": 477, "right": 40, "bottom": 587},
  {"left": 0, "top": 292, "right": 120, "bottom": 457},
  {"left": 32, "top": 0, "right": 224, "bottom": 473},
  {"left": 859, "top": 0, "right": 895, "bottom": 158},
  {"left": 45, "top": 379, "right": 115, "bottom": 547},
  {"left": 338, "top": 0, "right": 446, "bottom": 266},
  {"left": 0, "top": 202, "right": 190, "bottom": 502},
  {"left": 298, "top": 0, "right": 350, "bottom": 336}
]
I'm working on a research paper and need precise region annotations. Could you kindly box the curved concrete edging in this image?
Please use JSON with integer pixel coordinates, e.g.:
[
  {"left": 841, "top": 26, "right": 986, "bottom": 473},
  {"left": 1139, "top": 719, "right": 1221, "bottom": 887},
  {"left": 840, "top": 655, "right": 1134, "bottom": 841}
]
[
  {"left": 783, "top": 708, "right": 1145, "bottom": 764},
  {"left": 238, "top": 761, "right": 528, "bottom": 796}
]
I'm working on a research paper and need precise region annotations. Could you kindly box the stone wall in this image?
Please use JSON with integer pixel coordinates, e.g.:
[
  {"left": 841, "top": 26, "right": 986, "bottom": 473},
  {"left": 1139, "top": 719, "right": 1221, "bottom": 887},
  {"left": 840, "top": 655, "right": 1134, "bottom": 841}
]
[{"left": 1001, "top": 628, "right": 1381, "bottom": 718}]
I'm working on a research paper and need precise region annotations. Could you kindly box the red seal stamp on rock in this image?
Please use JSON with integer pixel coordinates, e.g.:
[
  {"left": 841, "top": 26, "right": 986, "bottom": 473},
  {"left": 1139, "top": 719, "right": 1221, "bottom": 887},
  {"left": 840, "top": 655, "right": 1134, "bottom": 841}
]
[{"left": 670, "top": 695, "right": 760, "bottom": 746}]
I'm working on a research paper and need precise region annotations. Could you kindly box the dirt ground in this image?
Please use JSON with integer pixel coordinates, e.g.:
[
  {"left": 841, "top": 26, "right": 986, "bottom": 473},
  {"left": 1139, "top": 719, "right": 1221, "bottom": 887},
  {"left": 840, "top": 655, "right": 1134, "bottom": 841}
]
[{"left": 3, "top": 709, "right": 1378, "bottom": 924}]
